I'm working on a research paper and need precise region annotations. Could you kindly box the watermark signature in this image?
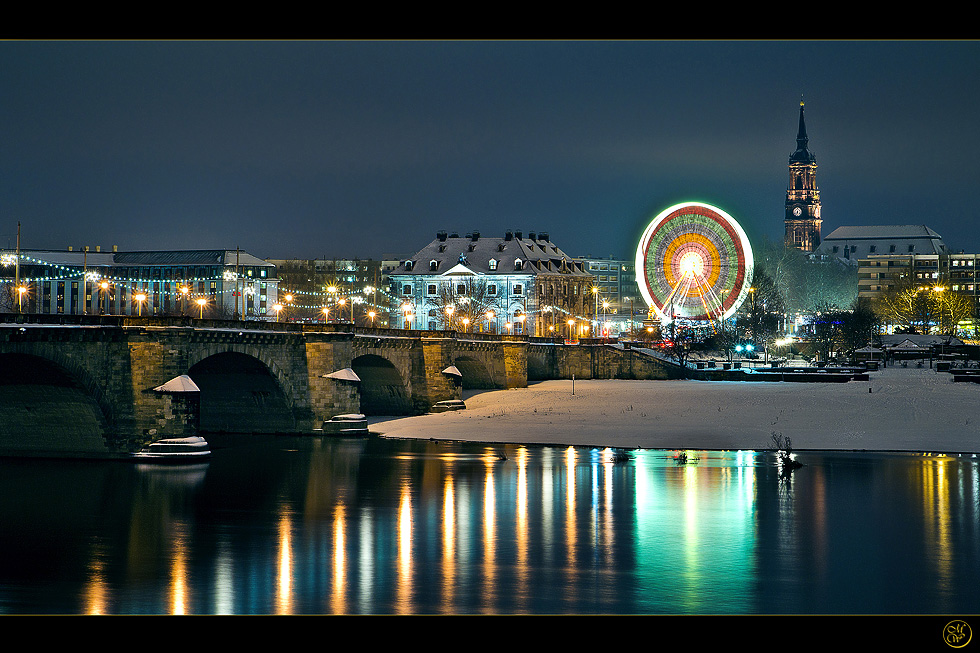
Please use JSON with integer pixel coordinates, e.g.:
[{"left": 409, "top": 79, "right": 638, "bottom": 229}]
[{"left": 945, "top": 620, "right": 972, "bottom": 648}]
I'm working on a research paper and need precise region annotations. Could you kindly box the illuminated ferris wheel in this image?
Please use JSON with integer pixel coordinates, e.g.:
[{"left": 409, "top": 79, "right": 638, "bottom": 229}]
[{"left": 635, "top": 202, "right": 754, "bottom": 325}]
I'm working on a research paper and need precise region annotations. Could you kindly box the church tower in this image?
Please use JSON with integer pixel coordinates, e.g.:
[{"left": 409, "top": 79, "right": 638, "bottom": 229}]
[{"left": 784, "top": 99, "right": 822, "bottom": 251}]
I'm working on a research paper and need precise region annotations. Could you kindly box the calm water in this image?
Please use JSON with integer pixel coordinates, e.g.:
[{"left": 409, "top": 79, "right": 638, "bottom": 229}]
[{"left": 1, "top": 436, "right": 978, "bottom": 615}]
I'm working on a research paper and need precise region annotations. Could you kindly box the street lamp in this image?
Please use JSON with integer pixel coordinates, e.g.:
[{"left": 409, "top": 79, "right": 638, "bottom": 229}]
[
  {"left": 933, "top": 285, "right": 945, "bottom": 335},
  {"left": 368, "top": 310, "right": 376, "bottom": 326},
  {"left": 322, "top": 306, "right": 330, "bottom": 323},
  {"left": 445, "top": 305, "right": 455, "bottom": 330},
  {"left": 274, "top": 303, "right": 284, "bottom": 322},
  {"left": 462, "top": 317, "right": 470, "bottom": 333},
  {"left": 567, "top": 318, "right": 576, "bottom": 340},
  {"left": 486, "top": 310, "right": 495, "bottom": 333},
  {"left": 179, "top": 285, "right": 189, "bottom": 316},
  {"left": 591, "top": 286, "right": 599, "bottom": 334},
  {"left": 99, "top": 280, "right": 110, "bottom": 315},
  {"left": 196, "top": 297, "right": 207, "bottom": 319},
  {"left": 134, "top": 292, "right": 147, "bottom": 317}
]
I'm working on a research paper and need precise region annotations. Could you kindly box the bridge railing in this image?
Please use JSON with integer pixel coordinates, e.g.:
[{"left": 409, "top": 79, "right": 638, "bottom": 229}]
[{"left": 0, "top": 313, "right": 534, "bottom": 343}]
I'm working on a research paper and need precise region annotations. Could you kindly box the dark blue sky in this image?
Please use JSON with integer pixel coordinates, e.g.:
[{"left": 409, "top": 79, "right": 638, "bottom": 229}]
[{"left": 2, "top": 40, "right": 978, "bottom": 260}]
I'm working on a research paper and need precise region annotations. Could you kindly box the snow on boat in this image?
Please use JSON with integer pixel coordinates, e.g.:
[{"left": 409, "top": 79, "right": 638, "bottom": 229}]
[{"left": 132, "top": 436, "right": 212, "bottom": 463}]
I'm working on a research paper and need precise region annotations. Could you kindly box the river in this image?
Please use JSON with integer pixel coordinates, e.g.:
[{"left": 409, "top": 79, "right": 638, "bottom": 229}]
[{"left": 1, "top": 435, "right": 978, "bottom": 616}]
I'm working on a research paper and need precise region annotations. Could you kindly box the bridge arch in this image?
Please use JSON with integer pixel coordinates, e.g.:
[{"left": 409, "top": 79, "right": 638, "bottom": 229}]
[
  {"left": 187, "top": 351, "right": 297, "bottom": 434},
  {"left": 453, "top": 355, "right": 497, "bottom": 389},
  {"left": 0, "top": 352, "right": 112, "bottom": 453},
  {"left": 350, "top": 353, "right": 413, "bottom": 415}
]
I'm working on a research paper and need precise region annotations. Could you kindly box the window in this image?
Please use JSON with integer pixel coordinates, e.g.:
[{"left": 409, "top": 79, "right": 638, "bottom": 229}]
[
  {"left": 428, "top": 284, "right": 437, "bottom": 295},
  {"left": 514, "top": 258, "right": 523, "bottom": 271},
  {"left": 488, "top": 259, "right": 497, "bottom": 271},
  {"left": 908, "top": 245, "right": 915, "bottom": 252},
  {"left": 403, "top": 284, "right": 412, "bottom": 295},
  {"left": 870, "top": 245, "right": 877, "bottom": 253},
  {"left": 429, "top": 260, "right": 439, "bottom": 271},
  {"left": 488, "top": 284, "right": 497, "bottom": 295},
  {"left": 513, "top": 284, "right": 523, "bottom": 295},
  {"left": 890, "top": 245, "right": 896, "bottom": 253},
  {"left": 457, "top": 284, "right": 466, "bottom": 295}
]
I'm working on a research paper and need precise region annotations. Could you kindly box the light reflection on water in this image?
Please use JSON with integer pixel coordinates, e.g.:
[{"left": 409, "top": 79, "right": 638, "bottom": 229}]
[{"left": 0, "top": 437, "right": 978, "bottom": 614}]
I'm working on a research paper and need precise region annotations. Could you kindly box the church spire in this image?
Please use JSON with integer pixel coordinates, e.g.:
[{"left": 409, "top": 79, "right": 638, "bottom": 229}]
[{"left": 790, "top": 97, "right": 816, "bottom": 164}]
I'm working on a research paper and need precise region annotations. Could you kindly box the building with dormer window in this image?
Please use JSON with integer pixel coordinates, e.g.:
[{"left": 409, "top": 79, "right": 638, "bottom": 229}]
[{"left": 389, "top": 230, "right": 594, "bottom": 335}]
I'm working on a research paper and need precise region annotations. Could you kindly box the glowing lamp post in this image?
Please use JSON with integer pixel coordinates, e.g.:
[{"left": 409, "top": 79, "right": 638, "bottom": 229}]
[
  {"left": 462, "top": 317, "right": 470, "bottom": 333},
  {"left": 196, "top": 297, "right": 207, "bottom": 319},
  {"left": 517, "top": 313, "right": 526, "bottom": 335},
  {"left": 368, "top": 310, "right": 376, "bottom": 326},
  {"left": 274, "top": 303, "right": 284, "bottom": 322},
  {"left": 445, "top": 305, "right": 455, "bottom": 330},
  {"left": 99, "top": 280, "right": 110, "bottom": 315},
  {"left": 322, "top": 307, "right": 330, "bottom": 324},
  {"left": 567, "top": 319, "right": 576, "bottom": 340},
  {"left": 134, "top": 292, "right": 147, "bottom": 317},
  {"left": 486, "top": 310, "right": 495, "bottom": 333},
  {"left": 179, "top": 285, "right": 189, "bottom": 316}
]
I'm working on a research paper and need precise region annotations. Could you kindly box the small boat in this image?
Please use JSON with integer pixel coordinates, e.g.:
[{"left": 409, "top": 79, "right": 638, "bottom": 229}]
[
  {"left": 132, "top": 436, "right": 212, "bottom": 463},
  {"left": 319, "top": 414, "right": 369, "bottom": 435}
]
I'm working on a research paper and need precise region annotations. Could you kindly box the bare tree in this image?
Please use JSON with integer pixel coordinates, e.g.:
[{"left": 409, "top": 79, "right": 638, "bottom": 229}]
[{"left": 426, "top": 276, "right": 502, "bottom": 331}]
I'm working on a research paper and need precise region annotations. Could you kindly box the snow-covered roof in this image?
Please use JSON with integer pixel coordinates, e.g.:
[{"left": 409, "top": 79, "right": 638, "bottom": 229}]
[
  {"left": 811, "top": 225, "right": 948, "bottom": 265},
  {"left": 323, "top": 368, "right": 361, "bottom": 382},
  {"left": 392, "top": 231, "right": 591, "bottom": 279},
  {"left": 153, "top": 375, "right": 201, "bottom": 393}
]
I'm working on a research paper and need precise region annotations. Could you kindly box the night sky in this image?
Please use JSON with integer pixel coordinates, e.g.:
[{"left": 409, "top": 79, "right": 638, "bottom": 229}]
[{"left": 3, "top": 40, "right": 979, "bottom": 261}]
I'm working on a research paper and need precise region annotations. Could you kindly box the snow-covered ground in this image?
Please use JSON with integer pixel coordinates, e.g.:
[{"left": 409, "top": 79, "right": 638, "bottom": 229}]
[{"left": 373, "top": 364, "right": 980, "bottom": 453}]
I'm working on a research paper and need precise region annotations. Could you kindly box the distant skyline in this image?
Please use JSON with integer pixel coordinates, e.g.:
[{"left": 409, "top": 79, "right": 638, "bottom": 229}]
[{"left": 2, "top": 40, "right": 979, "bottom": 260}]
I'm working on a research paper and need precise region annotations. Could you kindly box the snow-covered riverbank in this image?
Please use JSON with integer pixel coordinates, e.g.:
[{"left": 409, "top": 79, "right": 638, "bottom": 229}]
[{"left": 372, "top": 365, "right": 980, "bottom": 453}]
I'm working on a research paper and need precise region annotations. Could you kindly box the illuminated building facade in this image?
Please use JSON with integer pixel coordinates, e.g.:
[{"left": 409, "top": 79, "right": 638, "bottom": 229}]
[
  {"left": 389, "top": 231, "right": 594, "bottom": 336},
  {"left": 0, "top": 248, "right": 277, "bottom": 318}
]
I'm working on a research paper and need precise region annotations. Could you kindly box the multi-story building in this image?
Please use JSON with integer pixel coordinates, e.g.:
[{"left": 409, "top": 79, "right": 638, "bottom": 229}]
[
  {"left": 578, "top": 255, "right": 641, "bottom": 336},
  {"left": 784, "top": 99, "right": 823, "bottom": 252},
  {"left": 0, "top": 247, "right": 276, "bottom": 318},
  {"left": 265, "top": 257, "right": 399, "bottom": 324},
  {"left": 858, "top": 252, "right": 979, "bottom": 301},
  {"left": 388, "top": 230, "right": 594, "bottom": 336}
]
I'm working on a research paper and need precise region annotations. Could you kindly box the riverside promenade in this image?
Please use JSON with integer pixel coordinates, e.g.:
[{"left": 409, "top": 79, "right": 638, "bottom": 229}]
[{"left": 374, "top": 364, "right": 980, "bottom": 453}]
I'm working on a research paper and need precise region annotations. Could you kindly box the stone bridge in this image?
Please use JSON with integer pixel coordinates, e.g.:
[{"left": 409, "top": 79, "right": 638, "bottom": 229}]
[{"left": 0, "top": 315, "right": 680, "bottom": 458}]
